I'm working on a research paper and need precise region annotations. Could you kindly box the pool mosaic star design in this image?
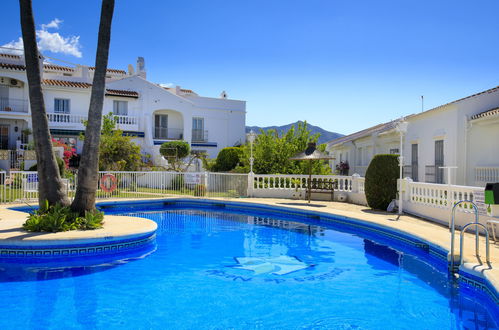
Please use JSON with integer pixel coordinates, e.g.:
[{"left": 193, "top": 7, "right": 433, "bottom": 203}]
[{"left": 234, "top": 256, "right": 311, "bottom": 275}]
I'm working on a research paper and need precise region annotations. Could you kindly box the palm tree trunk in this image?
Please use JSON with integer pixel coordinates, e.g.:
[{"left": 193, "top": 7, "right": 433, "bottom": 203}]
[
  {"left": 71, "top": 0, "right": 115, "bottom": 214},
  {"left": 19, "top": 0, "right": 70, "bottom": 208}
]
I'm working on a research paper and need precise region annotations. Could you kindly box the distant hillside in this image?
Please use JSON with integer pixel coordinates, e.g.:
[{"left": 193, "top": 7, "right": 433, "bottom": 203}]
[{"left": 245, "top": 121, "right": 343, "bottom": 145}]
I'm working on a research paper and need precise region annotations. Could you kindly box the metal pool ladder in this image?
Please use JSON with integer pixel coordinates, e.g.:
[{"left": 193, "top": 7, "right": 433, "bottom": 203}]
[{"left": 449, "top": 200, "right": 491, "bottom": 272}]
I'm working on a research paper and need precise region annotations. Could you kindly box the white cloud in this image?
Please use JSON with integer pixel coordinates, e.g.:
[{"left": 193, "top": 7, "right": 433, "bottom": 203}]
[
  {"left": 159, "top": 83, "right": 174, "bottom": 88},
  {"left": 36, "top": 30, "right": 82, "bottom": 58},
  {"left": 0, "top": 18, "right": 82, "bottom": 58},
  {"left": 0, "top": 37, "right": 24, "bottom": 55},
  {"left": 41, "top": 18, "right": 63, "bottom": 30}
]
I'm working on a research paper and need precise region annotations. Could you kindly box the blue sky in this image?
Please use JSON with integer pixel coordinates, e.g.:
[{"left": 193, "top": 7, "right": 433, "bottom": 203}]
[{"left": 1, "top": 0, "right": 499, "bottom": 135}]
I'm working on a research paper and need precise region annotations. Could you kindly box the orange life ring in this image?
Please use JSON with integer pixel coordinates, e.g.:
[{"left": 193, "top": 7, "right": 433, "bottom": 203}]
[{"left": 100, "top": 174, "right": 118, "bottom": 193}]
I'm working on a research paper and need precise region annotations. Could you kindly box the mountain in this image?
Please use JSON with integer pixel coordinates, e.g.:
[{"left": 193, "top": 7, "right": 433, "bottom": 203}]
[{"left": 245, "top": 121, "right": 343, "bottom": 144}]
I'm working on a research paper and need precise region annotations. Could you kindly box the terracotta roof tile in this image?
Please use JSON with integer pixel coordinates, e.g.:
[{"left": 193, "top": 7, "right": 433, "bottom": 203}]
[
  {"left": 88, "top": 66, "right": 127, "bottom": 75},
  {"left": 42, "top": 79, "right": 92, "bottom": 88},
  {"left": 41, "top": 79, "right": 138, "bottom": 98},
  {"left": 0, "top": 62, "right": 26, "bottom": 71},
  {"left": 43, "top": 64, "right": 75, "bottom": 72},
  {"left": 105, "top": 89, "right": 139, "bottom": 98},
  {"left": 0, "top": 53, "right": 21, "bottom": 59},
  {"left": 470, "top": 107, "right": 499, "bottom": 121}
]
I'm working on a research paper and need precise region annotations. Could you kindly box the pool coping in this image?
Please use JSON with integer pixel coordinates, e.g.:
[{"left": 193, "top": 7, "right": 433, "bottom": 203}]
[{"left": 0, "top": 206, "right": 157, "bottom": 258}]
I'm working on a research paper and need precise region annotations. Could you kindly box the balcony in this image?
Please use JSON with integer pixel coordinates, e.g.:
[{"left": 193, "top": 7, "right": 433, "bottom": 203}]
[
  {"left": 191, "top": 129, "right": 208, "bottom": 142},
  {"left": 47, "top": 113, "right": 87, "bottom": 127},
  {"left": 0, "top": 97, "right": 28, "bottom": 113},
  {"left": 154, "top": 127, "right": 183, "bottom": 140},
  {"left": 114, "top": 115, "right": 139, "bottom": 131}
]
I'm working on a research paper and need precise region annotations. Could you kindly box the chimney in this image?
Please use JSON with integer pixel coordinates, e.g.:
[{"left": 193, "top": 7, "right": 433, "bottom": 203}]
[
  {"left": 175, "top": 85, "right": 181, "bottom": 95},
  {"left": 137, "top": 56, "right": 146, "bottom": 79},
  {"left": 128, "top": 64, "right": 135, "bottom": 75}
]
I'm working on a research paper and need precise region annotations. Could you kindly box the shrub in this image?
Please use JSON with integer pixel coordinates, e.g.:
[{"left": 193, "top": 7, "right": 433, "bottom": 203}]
[
  {"left": 214, "top": 147, "right": 242, "bottom": 172},
  {"left": 194, "top": 184, "right": 207, "bottom": 196},
  {"left": 23, "top": 201, "right": 104, "bottom": 232},
  {"left": 29, "top": 156, "right": 65, "bottom": 176},
  {"left": 160, "top": 141, "right": 190, "bottom": 159},
  {"left": 364, "top": 154, "right": 399, "bottom": 210}
]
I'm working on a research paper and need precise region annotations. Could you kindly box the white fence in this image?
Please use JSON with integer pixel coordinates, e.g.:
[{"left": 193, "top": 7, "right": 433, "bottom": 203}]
[
  {"left": 402, "top": 179, "right": 488, "bottom": 229},
  {"left": 249, "top": 173, "right": 366, "bottom": 205},
  {"left": 475, "top": 167, "right": 499, "bottom": 185},
  {"left": 0, "top": 171, "right": 249, "bottom": 203}
]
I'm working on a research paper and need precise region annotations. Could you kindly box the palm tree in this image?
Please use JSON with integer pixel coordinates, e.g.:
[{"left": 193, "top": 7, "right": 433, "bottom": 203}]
[
  {"left": 71, "top": 0, "right": 115, "bottom": 214},
  {"left": 19, "top": 0, "right": 70, "bottom": 208}
]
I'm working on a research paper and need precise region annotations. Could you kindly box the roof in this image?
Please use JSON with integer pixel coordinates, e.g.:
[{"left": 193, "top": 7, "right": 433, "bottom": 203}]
[
  {"left": 0, "top": 53, "right": 21, "bottom": 60},
  {"left": 0, "top": 62, "right": 26, "bottom": 71},
  {"left": 470, "top": 107, "right": 499, "bottom": 121},
  {"left": 42, "top": 79, "right": 92, "bottom": 88},
  {"left": 42, "top": 79, "right": 138, "bottom": 97},
  {"left": 43, "top": 64, "right": 75, "bottom": 72},
  {"left": 408, "top": 85, "right": 499, "bottom": 120},
  {"left": 89, "top": 66, "right": 127, "bottom": 75},
  {"left": 105, "top": 89, "right": 139, "bottom": 98},
  {"left": 0, "top": 60, "right": 127, "bottom": 76},
  {"left": 327, "top": 119, "right": 400, "bottom": 147},
  {"left": 163, "top": 86, "right": 196, "bottom": 94}
]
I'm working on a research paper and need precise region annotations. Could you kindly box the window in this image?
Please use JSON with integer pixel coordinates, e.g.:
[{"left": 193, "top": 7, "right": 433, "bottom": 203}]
[
  {"left": 54, "top": 98, "right": 70, "bottom": 113},
  {"left": 411, "top": 144, "right": 418, "bottom": 181},
  {"left": 192, "top": 117, "right": 205, "bottom": 141},
  {"left": 389, "top": 148, "right": 399, "bottom": 154},
  {"left": 155, "top": 114, "right": 168, "bottom": 139},
  {"left": 113, "top": 100, "right": 128, "bottom": 116},
  {"left": 435, "top": 140, "right": 444, "bottom": 183}
]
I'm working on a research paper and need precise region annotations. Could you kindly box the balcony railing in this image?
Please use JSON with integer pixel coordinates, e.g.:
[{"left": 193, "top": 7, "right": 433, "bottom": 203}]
[
  {"left": 191, "top": 129, "right": 208, "bottom": 142},
  {"left": 47, "top": 113, "right": 87, "bottom": 124},
  {"left": 475, "top": 167, "right": 499, "bottom": 183},
  {"left": 0, "top": 97, "right": 28, "bottom": 113},
  {"left": 154, "top": 127, "right": 183, "bottom": 140},
  {"left": 114, "top": 115, "right": 138, "bottom": 126}
]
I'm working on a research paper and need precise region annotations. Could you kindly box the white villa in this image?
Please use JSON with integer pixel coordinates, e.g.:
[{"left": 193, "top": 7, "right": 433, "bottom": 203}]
[
  {"left": 327, "top": 85, "right": 499, "bottom": 187},
  {"left": 0, "top": 52, "right": 246, "bottom": 170}
]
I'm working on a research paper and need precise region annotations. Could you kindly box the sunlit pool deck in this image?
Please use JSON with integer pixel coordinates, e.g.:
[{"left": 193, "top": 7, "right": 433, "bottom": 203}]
[{"left": 0, "top": 197, "right": 497, "bottom": 302}]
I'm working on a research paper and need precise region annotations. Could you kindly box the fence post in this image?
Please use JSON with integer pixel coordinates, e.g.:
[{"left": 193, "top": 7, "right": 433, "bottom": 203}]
[
  {"left": 351, "top": 173, "right": 360, "bottom": 193},
  {"left": 204, "top": 171, "right": 209, "bottom": 191},
  {"left": 247, "top": 173, "right": 254, "bottom": 197}
]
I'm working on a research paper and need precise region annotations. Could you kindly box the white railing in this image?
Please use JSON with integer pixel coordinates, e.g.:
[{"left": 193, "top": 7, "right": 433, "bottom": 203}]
[
  {"left": 475, "top": 167, "right": 499, "bottom": 184},
  {"left": 251, "top": 174, "right": 353, "bottom": 192},
  {"left": 114, "top": 115, "right": 139, "bottom": 130},
  {"left": 403, "top": 179, "right": 487, "bottom": 228},
  {"left": 47, "top": 113, "right": 87, "bottom": 125}
]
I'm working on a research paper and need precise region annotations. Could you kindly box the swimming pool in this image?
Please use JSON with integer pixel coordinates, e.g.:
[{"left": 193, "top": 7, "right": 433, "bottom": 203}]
[{"left": 1, "top": 200, "right": 497, "bottom": 329}]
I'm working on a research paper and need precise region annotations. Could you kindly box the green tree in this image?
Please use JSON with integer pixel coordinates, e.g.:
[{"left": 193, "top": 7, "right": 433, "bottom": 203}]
[
  {"left": 96, "top": 113, "right": 142, "bottom": 171},
  {"left": 213, "top": 147, "right": 242, "bottom": 172},
  {"left": 19, "top": 0, "right": 70, "bottom": 209},
  {"left": 236, "top": 122, "right": 331, "bottom": 175},
  {"left": 72, "top": 0, "right": 115, "bottom": 214},
  {"left": 159, "top": 141, "right": 201, "bottom": 172}
]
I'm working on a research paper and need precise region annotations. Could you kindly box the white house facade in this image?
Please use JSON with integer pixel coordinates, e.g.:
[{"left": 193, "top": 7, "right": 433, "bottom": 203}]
[
  {"left": 326, "top": 85, "right": 499, "bottom": 187},
  {"left": 0, "top": 52, "right": 246, "bottom": 170}
]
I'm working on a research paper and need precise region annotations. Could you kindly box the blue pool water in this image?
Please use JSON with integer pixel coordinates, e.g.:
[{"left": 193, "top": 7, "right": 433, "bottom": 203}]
[{"left": 0, "top": 202, "right": 498, "bottom": 329}]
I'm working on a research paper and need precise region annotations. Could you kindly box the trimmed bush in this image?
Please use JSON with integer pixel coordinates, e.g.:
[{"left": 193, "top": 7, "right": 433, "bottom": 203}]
[
  {"left": 194, "top": 184, "right": 207, "bottom": 196},
  {"left": 159, "top": 141, "right": 190, "bottom": 159},
  {"left": 214, "top": 147, "right": 242, "bottom": 172},
  {"left": 364, "top": 154, "right": 399, "bottom": 210},
  {"left": 29, "top": 156, "right": 65, "bottom": 176}
]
